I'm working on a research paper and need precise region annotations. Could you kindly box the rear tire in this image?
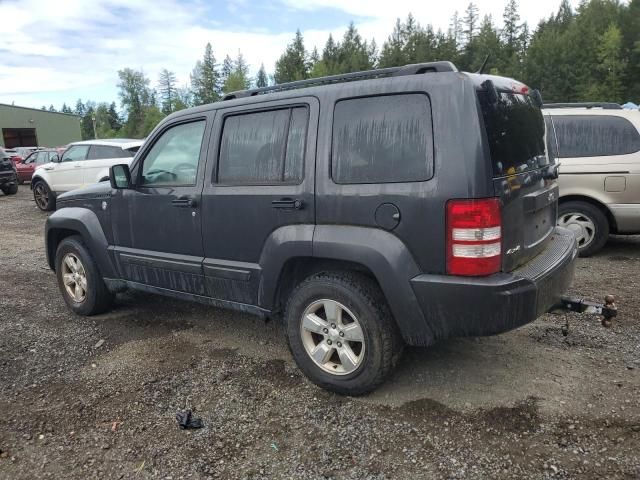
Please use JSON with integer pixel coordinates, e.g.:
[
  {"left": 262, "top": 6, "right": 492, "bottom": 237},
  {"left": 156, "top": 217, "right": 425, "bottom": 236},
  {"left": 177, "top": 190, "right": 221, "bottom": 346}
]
[
  {"left": 558, "top": 201, "right": 609, "bottom": 257},
  {"left": 33, "top": 180, "right": 55, "bottom": 211},
  {"left": 1, "top": 183, "right": 18, "bottom": 195},
  {"left": 285, "top": 271, "right": 403, "bottom": 396},
  {"left": 55, "top": 236, "right": 114, "bottom": 315}
]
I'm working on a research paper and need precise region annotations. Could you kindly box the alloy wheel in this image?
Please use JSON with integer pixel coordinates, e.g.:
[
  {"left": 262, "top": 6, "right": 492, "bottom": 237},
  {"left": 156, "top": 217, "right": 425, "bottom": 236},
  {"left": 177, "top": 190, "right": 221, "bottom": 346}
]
[
  {"left": 61, "top": 253, "right": 88, "bottom": 303},
  {"left": 300, "top": 299, "right": 365, "bottom": 376},
  {"left": 34, "top": 183, "right": 49, "bottom": 209}
]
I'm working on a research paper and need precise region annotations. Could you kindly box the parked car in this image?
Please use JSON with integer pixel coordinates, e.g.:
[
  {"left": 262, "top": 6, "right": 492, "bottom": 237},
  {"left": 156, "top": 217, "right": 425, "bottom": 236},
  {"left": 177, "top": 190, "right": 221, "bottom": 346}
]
[
  {"left": 544, "top": 103, "right": 640, "bottom": 256},
  {"left": 46, "top": 62, "right": 579, "bottom": 395},
  {"left": 31, "top": 139, "right": 143, "bottom": 211},
  {"left": 15, "top": 149, "right": 59, "bottom": 184},
  {"left": 0, "top": 149, "right": 19, "bottom": 195},
  {"left": 0, "top": 147, "right": 20, "bottom": 164},
  {"left": 12, "top": 146, "right": 41, "bottom": 164}
]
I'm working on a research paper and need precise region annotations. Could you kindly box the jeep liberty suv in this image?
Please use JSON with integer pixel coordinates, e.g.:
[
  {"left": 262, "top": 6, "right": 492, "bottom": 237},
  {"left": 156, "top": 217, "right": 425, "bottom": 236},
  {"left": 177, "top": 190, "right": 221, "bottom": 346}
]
[{"left": 45, "top": 62, "right": 578, "bottom": 395}]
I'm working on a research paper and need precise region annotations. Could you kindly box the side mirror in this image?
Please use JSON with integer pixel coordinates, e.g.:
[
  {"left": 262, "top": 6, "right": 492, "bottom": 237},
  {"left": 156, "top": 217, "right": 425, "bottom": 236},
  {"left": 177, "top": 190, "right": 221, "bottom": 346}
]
[{"left": 110, "top": 164, "right": 131, "bottom": 189}]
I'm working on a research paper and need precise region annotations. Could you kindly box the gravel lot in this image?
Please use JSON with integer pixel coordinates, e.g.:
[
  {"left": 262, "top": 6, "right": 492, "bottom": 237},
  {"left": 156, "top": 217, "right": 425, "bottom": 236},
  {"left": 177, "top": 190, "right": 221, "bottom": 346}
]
[{"left": 1, "top": 187, "right": 639, "bottom": 479}]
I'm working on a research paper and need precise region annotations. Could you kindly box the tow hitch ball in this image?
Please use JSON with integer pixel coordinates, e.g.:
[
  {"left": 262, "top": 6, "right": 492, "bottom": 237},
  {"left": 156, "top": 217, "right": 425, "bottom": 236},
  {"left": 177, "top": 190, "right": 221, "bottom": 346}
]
[{"left": 551, "top": 295, "right": 617, "bottom": 335}]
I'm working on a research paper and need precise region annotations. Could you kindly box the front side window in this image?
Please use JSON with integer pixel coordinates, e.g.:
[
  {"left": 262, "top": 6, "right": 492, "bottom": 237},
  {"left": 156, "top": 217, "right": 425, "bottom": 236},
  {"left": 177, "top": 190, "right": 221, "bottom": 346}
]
[
  {"left": 141, "top": 120, "right": 206, "bottom": 186},
  {"left": 218, "top": 106, "right": 308, "bottom": 184},
  {"left": 553, "top": 115, "right": 640, "bottom": 158},
  {"left": 331, "top": 94, "right": 434, "bottom": 184},
  {"left": 61, "top": 145, "right": 89, "bottom": 162}
]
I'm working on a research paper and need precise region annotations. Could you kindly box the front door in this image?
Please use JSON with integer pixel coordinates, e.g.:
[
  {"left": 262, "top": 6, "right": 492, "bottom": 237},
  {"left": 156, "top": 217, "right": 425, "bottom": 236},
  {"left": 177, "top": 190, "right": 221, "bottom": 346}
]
[
  {"left": 200, "top": 98, "right": 318, "bottom": 306},
  {"left": 111, "top": 115, "right": 211, "bottom": 295},
  {"left": 49, "top": 144, "right": 88, "bottom": 192}
]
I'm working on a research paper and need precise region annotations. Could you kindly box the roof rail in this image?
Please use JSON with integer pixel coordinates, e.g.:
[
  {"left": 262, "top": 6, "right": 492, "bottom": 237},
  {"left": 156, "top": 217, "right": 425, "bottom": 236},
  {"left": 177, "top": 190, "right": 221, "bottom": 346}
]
[
  {"left": 222, "top": 61, "right": 458, "bottom": 100},
  {"left": 543, "top": 102, "right": 622, "bottom": 110}
]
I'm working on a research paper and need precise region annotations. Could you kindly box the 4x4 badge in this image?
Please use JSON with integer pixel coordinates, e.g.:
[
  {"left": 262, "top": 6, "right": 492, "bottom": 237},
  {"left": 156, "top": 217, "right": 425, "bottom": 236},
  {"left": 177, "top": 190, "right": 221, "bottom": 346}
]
[{"left": 506, "top": 245, "right": 521, "bottom": 255}]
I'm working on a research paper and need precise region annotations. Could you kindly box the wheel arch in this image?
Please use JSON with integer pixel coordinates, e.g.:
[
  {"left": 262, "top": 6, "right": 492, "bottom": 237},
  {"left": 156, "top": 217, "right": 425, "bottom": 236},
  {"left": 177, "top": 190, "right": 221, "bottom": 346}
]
[
  {"left": 559, "top": 194, "right": 617, "bottom": 233},
  {"left": 45, "top": 208, "right": 116, "bottom": 278}
]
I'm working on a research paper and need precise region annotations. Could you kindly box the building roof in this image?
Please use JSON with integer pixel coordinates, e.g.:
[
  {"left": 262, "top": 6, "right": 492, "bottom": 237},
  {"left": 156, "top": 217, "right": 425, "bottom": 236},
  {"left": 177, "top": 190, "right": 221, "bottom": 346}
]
[{"left": 0, "top": 103, "right": 81, "bottom": 118}]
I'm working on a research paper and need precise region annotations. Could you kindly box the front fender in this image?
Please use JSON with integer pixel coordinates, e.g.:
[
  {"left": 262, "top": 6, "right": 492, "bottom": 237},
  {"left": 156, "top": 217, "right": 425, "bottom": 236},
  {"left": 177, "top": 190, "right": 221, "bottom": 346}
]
[{"left": 45, "top": 207, "right": 116, "bottom": 278}]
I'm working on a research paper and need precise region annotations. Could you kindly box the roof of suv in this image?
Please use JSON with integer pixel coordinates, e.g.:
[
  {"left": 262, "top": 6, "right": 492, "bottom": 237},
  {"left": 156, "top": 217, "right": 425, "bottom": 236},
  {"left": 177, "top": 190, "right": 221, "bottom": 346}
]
[
  {"left": 70, "top": 138, "right": 144, "bottom": 150},
  {"left": 162, "top": 62, "right": 532, "bottom": 122}
]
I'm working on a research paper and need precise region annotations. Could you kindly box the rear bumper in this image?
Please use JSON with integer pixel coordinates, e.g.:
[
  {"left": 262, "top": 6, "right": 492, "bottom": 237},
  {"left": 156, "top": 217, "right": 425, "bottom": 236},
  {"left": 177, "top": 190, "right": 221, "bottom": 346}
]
[
  {"left": 609, "top": 204, "right": 640, "bottom": 234},
  {"left": 410, "top": 227, "right": 578, "bottom": 341}
]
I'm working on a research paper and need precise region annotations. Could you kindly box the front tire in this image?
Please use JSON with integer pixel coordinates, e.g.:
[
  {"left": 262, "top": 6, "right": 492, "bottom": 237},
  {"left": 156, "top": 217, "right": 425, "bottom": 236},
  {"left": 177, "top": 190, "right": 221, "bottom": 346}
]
[
  {"left": 558, "top": 201, "right": 609, "bottom": 257},
  {"left": 55, "top": 236, "right": 113, "bottom": 315},
  {"left": 285, "top": 272, "right": 403, "bottom": 396},
  {"left": 33, "top": 180, "right": 55, "bottom": 211}
]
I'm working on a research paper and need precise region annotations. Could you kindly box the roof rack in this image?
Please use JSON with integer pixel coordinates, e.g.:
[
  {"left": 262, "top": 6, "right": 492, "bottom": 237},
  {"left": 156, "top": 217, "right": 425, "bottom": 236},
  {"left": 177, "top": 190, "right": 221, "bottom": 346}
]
[
  {"left": 543, "top": 102, "right": 622, "bottom": 110},
  {"left": 222, "top": 61, "right": 458, "bottom": 100}
]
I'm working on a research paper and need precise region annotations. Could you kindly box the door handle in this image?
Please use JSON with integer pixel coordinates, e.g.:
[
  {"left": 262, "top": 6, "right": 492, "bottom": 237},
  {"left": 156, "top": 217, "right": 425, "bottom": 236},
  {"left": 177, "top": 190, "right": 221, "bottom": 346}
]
[
  {"left": 272, "top": 198, "right": 303, "bottom": 210},
  {"left": 172, "top": 195, "right": 197, "bottom": 208}
]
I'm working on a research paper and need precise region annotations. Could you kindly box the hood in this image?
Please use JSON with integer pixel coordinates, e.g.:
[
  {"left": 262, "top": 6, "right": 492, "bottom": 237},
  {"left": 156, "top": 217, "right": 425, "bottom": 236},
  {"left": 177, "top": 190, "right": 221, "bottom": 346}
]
[{"left": 57, "top": 181, "right": 112, "bottom": 202}]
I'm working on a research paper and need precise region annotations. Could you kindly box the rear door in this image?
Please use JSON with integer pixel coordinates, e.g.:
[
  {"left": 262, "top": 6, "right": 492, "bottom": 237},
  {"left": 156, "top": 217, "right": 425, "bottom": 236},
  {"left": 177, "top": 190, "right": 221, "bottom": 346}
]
[
  {"left": 83, "top": 145, "right": 134, "bottom": 185},
  {"left": 478, "top": 90, "right": 558, "bottom": 271},
  {"left": 200, "top": 98, "right": 317, "bottom": 305}
]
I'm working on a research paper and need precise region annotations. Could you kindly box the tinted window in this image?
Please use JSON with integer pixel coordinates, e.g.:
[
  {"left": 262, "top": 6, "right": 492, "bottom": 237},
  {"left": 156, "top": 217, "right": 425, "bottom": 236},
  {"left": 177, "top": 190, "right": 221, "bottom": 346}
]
[
  {"left": 87, "top": 145, "right": 134, "bottom": 160},
  {"left": 478, "top": 92, "right": 548, "bottom": 177},
  {"left": 61, "top": 145, "right": 89, "bottom": 162},
  {"left": 218, "top": 107, "right": 308, "bottom": 184},
  {"left": 553, "top": 115, "right": 640, "bottom": 158},
  {"left": 332, "top": 94, "right": 433, "bottom": 184},
  {"left": 141, "top": 121, "right": 206, "bottom": 186}
]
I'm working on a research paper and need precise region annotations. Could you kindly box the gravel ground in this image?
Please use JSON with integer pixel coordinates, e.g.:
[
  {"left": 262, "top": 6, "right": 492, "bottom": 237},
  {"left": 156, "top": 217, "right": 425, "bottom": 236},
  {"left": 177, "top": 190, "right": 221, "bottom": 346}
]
[{"left": 0, "top": 187, "right": 639, "bottom": 479}]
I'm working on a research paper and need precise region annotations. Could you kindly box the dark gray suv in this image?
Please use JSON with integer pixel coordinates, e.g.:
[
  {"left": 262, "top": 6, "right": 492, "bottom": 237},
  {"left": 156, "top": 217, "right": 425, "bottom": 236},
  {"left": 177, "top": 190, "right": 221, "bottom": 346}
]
[{"left": 45, "top": 62, "right": 578, "bottom": 394}]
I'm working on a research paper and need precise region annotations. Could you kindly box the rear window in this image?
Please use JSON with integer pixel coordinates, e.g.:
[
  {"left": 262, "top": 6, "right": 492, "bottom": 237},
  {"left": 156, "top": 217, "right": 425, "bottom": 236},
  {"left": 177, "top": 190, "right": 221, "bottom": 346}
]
[
  {"left": 552, "top": 115, "right": 640, "bottom": 158},
  {"left": 87, "top": 145, "right": 134, "bottom": 160},
  {"left": 331, "top": 94, "right": 433, "bottom": 184},
  {"left": 478, "top": 91, "right": 549, "bottom": 177}
]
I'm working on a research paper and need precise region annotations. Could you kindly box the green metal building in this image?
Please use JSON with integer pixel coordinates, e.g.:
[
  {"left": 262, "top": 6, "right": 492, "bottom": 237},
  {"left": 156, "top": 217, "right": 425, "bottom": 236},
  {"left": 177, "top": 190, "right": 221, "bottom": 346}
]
[{"left": 0, "top": 103, "right": 81, "bottom": 148}]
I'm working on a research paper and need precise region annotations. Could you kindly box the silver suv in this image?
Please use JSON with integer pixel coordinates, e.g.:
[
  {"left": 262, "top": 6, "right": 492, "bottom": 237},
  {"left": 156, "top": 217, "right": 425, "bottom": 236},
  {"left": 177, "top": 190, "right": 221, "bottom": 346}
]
[{"left": 544, "top": 103, "right": 640, "bottom": 256}]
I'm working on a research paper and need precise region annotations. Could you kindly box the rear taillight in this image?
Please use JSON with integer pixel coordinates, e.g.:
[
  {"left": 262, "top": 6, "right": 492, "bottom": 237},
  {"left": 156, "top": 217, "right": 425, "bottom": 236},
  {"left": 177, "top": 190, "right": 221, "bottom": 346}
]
[{"left": 446, "top": 198, "right": 502, "bottom": 276}]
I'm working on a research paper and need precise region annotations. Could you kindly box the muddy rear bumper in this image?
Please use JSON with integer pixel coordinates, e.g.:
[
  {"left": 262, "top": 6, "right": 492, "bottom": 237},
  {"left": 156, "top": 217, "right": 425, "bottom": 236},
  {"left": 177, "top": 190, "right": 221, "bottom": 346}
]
[{"left": 410, "top": 227, "right": 578, "bottom": 342}]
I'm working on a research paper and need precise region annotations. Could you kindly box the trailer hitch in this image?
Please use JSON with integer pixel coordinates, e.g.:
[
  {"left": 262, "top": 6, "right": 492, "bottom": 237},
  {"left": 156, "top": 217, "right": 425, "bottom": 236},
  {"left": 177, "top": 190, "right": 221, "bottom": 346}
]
[{"left": 550, "top": 295, "right": 617, "bottom": 335}]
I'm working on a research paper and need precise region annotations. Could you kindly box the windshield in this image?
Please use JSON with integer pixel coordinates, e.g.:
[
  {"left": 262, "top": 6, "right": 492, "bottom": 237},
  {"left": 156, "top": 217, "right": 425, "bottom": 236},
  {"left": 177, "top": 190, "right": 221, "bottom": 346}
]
[{"left": 478, "top": 90, "right": 550, "bottom": 178}]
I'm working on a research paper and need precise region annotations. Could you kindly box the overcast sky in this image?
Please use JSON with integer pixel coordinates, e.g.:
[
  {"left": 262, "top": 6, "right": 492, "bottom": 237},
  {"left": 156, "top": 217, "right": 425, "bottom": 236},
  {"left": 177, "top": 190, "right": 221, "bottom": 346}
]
[{"left": 0, "top": 0, "right": 579, "bottom": 110}]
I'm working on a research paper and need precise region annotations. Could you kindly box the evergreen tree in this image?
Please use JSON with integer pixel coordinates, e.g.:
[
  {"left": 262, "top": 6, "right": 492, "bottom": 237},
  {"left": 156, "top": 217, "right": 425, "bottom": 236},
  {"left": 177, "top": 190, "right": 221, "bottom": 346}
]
[
  {"left": 595, "top": 24, "right": 626, "bottom": 102},
  {"left": 75, "top": 99, "right": 85, "bottom": 116},
  {"left": 336, "top": 22, "right": 374, "bottom": 73},
  {"left": 190, "top": 43, "right": 220, "bottom": 106},
  {"left": 158, "top": 68, "right": 177, "bottom": 114},
  {"left": 220, "top": 54, "right": 234, "bottom": 86},
  {"left": 60, "top": 103, "right": 73, "bottom": 114},
  {"left": 256, "top": 63, "right": 268, "bottom": 88},
  {"left": 274, "top": 30, "right": 309, "bottom": 83},
  {"left": 107, "top": 102, "right": 121, "bottom": 131},
  {"left": 379, "top": 19, "right": 408, "bottom": 67},
  {"left": 463, "top": 3, "right": 480, "bottom": 44},
  {"left": 48, "top": 105, "right": 56, "bottom": 112},
  {"left": 222, "top": 52, "right": 251, "bottom": 94}
]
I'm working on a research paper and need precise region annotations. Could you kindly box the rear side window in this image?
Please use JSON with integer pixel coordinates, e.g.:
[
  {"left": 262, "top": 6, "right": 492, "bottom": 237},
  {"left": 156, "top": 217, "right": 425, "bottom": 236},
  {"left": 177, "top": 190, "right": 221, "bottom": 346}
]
[
  {"left": 552, "top": 115, "right": 640, "bottom": 158},
  {"left": 218, "top": 106, "right": 308, "bottom": 184},
  {"left": 332, "top": 94, "right": 433, "bottom": 184},
  {"left": 87, "top": 145, "right": 133, "bottom": 160}
]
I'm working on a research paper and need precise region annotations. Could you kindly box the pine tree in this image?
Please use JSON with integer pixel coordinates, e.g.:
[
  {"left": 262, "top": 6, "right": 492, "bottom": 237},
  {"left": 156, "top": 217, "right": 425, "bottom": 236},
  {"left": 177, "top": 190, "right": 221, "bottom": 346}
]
[
  {"left": 158, "top": 69, "right": 177, "bottom": 114},
  {"left": 75, "top": 99, "right": 85, "bottom": 116},
  {"left": 379, "top": 19, "right": 407, "bottom": 67},
  {"left": 48, "top": 105, "right": 56, "bottom": 112},
  {"left": 222, "top": 51, "right": 251, "bottom": 94},
  {"left": 337, "top": 22, "right": 374, "bottom": 73},
  {"left": 190, "top": 43, "right": 220, "bottom": 106},
  {"left": 107, "top": 102, "right": 121, "bottom": 131},
  {"left": 274, "top": 30, "right": 309, "bottom": 83},
  {"left": 463, "top": 3, "right": 480, "bottom": 44},
  {"left": 256, "top": 64, "right": 268, "bottom": 88},
  {"left": 449, "top": 11, "right": 464, "bottom": 51},
  {"left": 60, "top": 103, "right": 73, "bottom": 114}
]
